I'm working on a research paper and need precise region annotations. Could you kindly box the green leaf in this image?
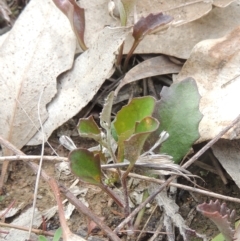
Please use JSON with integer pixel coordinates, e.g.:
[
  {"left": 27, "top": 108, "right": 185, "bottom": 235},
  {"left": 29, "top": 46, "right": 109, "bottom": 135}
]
[
  {"left": 117, "top": 0, "right": 137, "bottom": 26},
  {"left": 53, "top": 227, "right": 62, "bottom": 241},
  {"left": 69, "top": 148, "right": 102, "bottom": 185},
  {"left": 38, "top": 236, "right": 48, "bottom": 241},
  {"left": 113, "top": 96, "right": 156, "bottom": 140},
  {"left": 124, "top": 117, "right": 159, "bottom": 164},
  {"left": 112, "top": 96, "right": 156, "bottom": 162},
  {"left": 77, "top": 116, "right": 101, "bottom": 141},
  {"left": 154, "top": 77, "right": 202, "bottom": 163}
]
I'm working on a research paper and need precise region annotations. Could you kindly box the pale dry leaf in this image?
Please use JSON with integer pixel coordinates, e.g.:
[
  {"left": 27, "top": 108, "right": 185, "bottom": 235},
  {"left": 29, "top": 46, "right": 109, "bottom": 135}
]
[
  {"left": 115, "top": 55, "right": 182, "bottom": 95},
  {"left": 1, "top": 207, "right": 41, "bottom": 241},
  {"left": 213, "top": 0, "right": 236, "bottom": 7},
  {"left": 79, "top": 0, "right": 237, "bottom": 58},
  {"left": 212, "top": 139, "right": 240, "bottom": 189},
  {"left": 176, "top": 25, "right": 240, "bottom": 142},
  {"left": 0, "top": 0, "right": 76, "bottom": 151},
  {"left": 28, "top": 26, "right": 131, "bottom": 145},
  {"left": 124, "top": 0, "right": 240, "bottom": 58}
]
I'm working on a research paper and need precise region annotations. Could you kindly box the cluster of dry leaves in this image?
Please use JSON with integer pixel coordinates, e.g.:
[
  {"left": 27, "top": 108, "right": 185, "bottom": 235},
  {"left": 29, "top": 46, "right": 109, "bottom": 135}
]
[{"left": 1, "top": 0, "right": 240, "bottom": 240}]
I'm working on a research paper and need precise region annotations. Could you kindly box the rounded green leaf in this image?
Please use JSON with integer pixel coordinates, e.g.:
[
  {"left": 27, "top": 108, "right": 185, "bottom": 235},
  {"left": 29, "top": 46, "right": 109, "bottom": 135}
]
[
  {"left": 112, "top": 96, "right": 156, "bottom": 140},
  {"left": 135, "top": 116, "right": 159, "bottom": 134},
  {"left": 154, "top": 77, "right": 203, "bottom": 163},
  {"left": 69, "top": 148, "right": 102, "bottom": 185},
  {"left": 124, "top": 117, "right": 159, "bottom": 164},
  {"left": 78, "top": 116, "right": 101, "bottom": 141}
]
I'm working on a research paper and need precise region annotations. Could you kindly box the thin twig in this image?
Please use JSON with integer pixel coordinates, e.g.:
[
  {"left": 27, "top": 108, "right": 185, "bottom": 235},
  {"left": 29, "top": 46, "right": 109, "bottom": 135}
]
[
  {"left": 114, "top": 114, "right": 240, "bottom": 233},
  {"left": 0, "top": 136, "right": 119, "bottom": 241},
  {"left": 59, "top": 184, "right": 122, "bottom": 241},
  {"left": 28, "top": 88, "right": 45, "bottom": 239},
  {"left": 182, "top": 114, "right": 240, "bottom": 169},
  {"left": 0, "top": 222, "right": 55, "bottom": 237},
  {"left": 126, "top": 172, "right": 240, "bottom": 203},
  {"left": 114, "top": 176, "right": 174, "bottom": 233},
  {"left": 1, "top": 155, "right": 240, "bottom": 203}
]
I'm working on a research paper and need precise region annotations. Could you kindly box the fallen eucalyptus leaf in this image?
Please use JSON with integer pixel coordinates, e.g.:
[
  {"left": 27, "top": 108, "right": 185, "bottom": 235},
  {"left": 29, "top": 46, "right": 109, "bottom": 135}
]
[
  {"left": 78, "top": 0, "right": 237, "bottom": 58},
  {"left": 0, "top": 0, "right": 76, "bottom": 151},
  {"left": 212, "top": 139, "right": 240, "bottom": 190},
  {"left": 115, "top": 56, "right": 182, "bottom": 95},
  {"left": 176, "top": 25, "right": 240, "bottom": 142},
  {"left": 28, "top": 26, "right": 131, "bottom": 145}
]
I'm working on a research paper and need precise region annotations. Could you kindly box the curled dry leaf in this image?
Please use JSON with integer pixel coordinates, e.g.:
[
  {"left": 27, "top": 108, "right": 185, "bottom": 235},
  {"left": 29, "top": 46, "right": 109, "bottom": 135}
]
[
  {"left": 0, "top": 0, "right": 76, "bottom": 151},
  {"left": 176, "top": 25, "right": 240, "bottom": 142},
  {"left": 115, "top": 55, "right": 182, "bottom": 95},
  {"left": 52, "top": 0, "right": 87, "bottom": 50},
  {"left": 212, "top": 139, "right": 240, "bottom": 190}
]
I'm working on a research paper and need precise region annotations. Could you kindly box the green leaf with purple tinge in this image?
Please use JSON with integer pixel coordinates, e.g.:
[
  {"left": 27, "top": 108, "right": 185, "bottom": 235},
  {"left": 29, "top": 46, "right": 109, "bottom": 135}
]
[
  {"left": 133, "top": 12, "right": 173, "bottom": 41},
  {"left": 112, "top": 96, "right": 155, "bottom": 162},
  {"left": 124, "top": 116, "right": 159, "bottom": 165},
  {"left": 52, "top": 0, "right": 87, "bottom": 50},
  {"left": 77, "top": 116, "right": 101, "bottom": 142},
  {"left": 69, "top": 148, "right": 102, "bottom": 185},
  {"left": 153, "top": 77, "right": 202, "bottom": 163},
  {"left": 123, "top": 12, "right": 173, "bottom": 72},
  {"left": 113, "top": 96, "right": 155, "bottom": 139},
  {"left": 197, "top": 200, "right": 235, "bottom": 241}
]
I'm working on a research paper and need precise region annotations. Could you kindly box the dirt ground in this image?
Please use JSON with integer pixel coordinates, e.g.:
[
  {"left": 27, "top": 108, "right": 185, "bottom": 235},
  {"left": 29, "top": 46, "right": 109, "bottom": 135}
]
[{"left": 1, "top": 129, "right": 240, "bottom": 241}]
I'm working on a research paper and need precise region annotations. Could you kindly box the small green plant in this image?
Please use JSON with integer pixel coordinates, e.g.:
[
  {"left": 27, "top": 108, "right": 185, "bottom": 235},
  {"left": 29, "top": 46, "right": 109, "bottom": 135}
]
[
  {"left": 38, "top": 227, "right": 62, "bottom": 241},
  {"left": 53, "top": 0, "right": 203, "bottom": 237},
  {"left": 68, "top": 78, "right": 202, "bottom": 219}
]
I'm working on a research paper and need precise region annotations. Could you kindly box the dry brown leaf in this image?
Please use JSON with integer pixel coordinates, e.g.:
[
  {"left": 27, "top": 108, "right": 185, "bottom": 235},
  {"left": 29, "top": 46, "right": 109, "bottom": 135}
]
[
  {"left": 176, "top": 25, "right": 240, "bottom": 142},
  {"left": 28, "top": 26, "right": 131, "bottom": 145},
  {"left": 0, "top": 0, "right": 76, "bottom": 151},
  {"left": 212, "top": 139, "right": 240, "bottom": 189},
  {"left": 80, "top": 0, "right": 237, "bottom": 58},
  {"left": 125, "top": 0, "right": 240, "bottom": 58},
  {"left": 115, "top": 55, "right": 182, "bottom": 95}
]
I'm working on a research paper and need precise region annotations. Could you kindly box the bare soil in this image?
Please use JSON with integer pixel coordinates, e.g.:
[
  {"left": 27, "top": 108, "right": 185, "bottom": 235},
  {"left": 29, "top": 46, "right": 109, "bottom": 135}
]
[{"left": 1, "top": 130, "right": 240, "bottom": 241}]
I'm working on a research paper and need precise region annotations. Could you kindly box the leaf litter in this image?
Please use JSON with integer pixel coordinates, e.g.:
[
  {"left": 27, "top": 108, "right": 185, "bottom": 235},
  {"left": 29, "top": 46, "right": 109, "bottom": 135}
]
[{"left": 1, "top": 0, "right": 240, "bottom": 241}]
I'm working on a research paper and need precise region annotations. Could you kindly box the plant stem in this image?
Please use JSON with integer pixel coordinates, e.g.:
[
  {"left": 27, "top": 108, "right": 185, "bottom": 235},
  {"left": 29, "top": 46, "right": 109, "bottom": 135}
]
[
  {"left": 121, "top": 164, "right": 134, "bottom": 217},
  {"left": 116, "top": 42, "right": 124, "bottom": 70},
  {"left": 100, "top": 183, "right": 124, "bottom": 208},
  {"left": 123, "top": 40, "right": 139, "bottom": 73}
]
